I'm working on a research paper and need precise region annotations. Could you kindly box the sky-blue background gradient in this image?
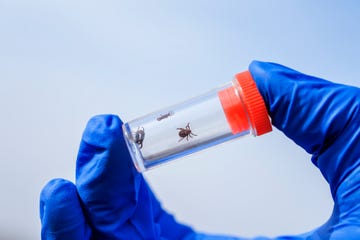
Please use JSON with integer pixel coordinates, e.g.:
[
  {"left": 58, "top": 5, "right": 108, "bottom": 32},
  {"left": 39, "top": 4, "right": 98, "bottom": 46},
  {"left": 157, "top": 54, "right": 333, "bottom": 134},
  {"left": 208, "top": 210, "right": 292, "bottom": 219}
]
[{"left": 0, "top": 1, "right": 359, "bottom": 239}]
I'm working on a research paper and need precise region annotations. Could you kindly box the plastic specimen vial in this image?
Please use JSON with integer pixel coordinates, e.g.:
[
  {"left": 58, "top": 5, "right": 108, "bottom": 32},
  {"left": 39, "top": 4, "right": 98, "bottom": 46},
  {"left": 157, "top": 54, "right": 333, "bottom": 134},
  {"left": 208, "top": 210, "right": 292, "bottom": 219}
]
[{"left": 122, "top": 71, "right": 272, "bottom": 172}]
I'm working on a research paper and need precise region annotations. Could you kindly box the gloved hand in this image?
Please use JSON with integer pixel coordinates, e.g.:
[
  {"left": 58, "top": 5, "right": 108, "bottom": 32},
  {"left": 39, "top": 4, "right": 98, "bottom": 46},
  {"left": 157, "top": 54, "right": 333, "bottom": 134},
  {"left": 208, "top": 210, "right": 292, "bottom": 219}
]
[
  {"left": 40, "top": 61, "right": 360, "bottom": 240},
  {"left": 39, "top": 115, "right": 200, "bottom": 239}
]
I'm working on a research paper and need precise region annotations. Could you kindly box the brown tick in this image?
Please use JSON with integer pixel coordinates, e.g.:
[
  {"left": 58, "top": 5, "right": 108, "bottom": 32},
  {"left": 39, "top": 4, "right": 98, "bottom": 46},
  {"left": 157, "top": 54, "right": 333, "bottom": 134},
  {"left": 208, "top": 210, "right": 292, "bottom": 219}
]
[{"left": 177, "top": 123, "right": 197, "bottom": 142}]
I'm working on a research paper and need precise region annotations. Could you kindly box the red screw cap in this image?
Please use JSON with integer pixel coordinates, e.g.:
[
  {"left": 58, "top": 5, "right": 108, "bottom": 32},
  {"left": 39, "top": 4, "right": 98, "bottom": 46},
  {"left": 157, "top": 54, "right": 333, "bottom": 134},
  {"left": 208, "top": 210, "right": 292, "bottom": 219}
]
[{"left": 219, "top": 71, "right": 272, "bottom": 136}]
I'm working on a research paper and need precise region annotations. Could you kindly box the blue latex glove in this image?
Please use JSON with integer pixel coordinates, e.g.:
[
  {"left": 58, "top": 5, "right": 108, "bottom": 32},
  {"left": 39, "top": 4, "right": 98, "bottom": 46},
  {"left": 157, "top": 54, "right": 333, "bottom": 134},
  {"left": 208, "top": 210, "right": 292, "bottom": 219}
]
[{"left": 40, "top": 61, "right": 360, "bottom": 239}]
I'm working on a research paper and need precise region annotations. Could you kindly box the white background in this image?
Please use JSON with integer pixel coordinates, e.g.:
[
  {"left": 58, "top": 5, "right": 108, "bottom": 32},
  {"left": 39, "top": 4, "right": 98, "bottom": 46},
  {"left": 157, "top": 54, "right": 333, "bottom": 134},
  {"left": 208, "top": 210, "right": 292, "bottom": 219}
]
[{"left": 1, "top": 1, "right": 359, "bottom": 239}]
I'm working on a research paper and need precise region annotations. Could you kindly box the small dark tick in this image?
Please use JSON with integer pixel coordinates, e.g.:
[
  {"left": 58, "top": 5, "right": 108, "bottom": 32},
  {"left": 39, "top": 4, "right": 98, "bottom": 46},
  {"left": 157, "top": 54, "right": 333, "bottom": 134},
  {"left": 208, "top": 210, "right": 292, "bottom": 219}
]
[
  {"left": 157, "top": 111, "right": 174, "bottom": 121},
  {"left": 177, "top": 123, "right": 197, "bottom": 142},
  {"left": 134, "top": 127, "right": 145, "bottom": 149}
]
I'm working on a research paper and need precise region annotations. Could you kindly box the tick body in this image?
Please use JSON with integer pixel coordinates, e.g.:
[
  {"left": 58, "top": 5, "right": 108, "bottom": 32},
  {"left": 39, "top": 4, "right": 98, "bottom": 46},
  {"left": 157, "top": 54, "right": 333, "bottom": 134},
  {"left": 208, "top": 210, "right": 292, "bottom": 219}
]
[
  {"left": 177, "top": 123, "right": 197, "bottom": 142},
  {"left": 157, "top": 111, "right": 174, "bottom": 121},
  {"left": 134, "top": 127, "right": 145, "bottom": 149}
]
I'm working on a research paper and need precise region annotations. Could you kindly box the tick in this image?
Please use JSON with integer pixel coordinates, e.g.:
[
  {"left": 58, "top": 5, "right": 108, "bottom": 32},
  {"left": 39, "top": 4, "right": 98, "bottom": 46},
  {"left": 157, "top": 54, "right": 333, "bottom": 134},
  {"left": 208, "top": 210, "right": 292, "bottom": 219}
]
[
  {"left": 134, "top": 127, "right": 145, "bottom": 149},
  {"left": 157, "top": 111, "right": 174, "bottom": 121},
  {"left": 177, "top": 123, "right": 197, "bottom": 142}
]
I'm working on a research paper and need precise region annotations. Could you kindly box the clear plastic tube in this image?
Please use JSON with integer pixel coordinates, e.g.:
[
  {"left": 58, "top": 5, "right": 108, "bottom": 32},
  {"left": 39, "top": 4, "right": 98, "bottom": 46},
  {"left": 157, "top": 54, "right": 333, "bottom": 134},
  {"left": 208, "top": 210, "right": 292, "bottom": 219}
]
[{"left": 123, "top": 71, "right": 272, "bottom": 172}]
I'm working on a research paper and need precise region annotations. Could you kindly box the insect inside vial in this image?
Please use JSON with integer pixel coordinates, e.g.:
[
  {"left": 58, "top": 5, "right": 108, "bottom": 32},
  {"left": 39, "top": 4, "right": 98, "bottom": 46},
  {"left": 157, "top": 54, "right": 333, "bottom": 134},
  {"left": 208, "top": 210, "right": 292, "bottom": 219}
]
[
  {"left": 134, "top": 127, "right": 145, "bottom": 149},
  {"left": 156, "top": 111, "right": 174, "bottom": 121},
  {"left": 177, "top": 123, "right": 197, "bottom": 142}
]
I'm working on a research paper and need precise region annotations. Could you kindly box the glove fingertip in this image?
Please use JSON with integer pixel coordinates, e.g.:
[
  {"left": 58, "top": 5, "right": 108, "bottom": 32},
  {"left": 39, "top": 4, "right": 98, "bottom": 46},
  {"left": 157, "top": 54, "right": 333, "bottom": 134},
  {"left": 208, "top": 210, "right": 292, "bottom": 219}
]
[
  {"left": 40, "top": 179, "right": 72, "bottom": 218},
  {"left": 82, "top": 114, "right": 123, "bottom": 148},
  {"left": 40, "top": 179, "right": 91, "bottom": 239},
  {"left": 40, "top": 179, "right": 79, "bottom": 222},
  {"left": 248, "top": 60, "right": 275, "bottom": 107}
]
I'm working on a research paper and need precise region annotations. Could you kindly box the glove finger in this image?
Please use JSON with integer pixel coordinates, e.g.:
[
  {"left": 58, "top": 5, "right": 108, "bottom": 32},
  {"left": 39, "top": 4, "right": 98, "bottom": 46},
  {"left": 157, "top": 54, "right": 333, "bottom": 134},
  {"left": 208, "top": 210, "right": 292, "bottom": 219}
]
[
  {"left": 249, "top": 61, "right": 360, "bottom": 183},
  {"left": 76, "top": 114, "right": 148, "bottom": 239},
  {"left": 249, "top": 61, "right": 360, "bottom": 238},
  {"left": 40, "top": 178, "right": 91, "bottom": 240},
  {"left": 249, "top": 60, "right": 358, "bottom": 157}
]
